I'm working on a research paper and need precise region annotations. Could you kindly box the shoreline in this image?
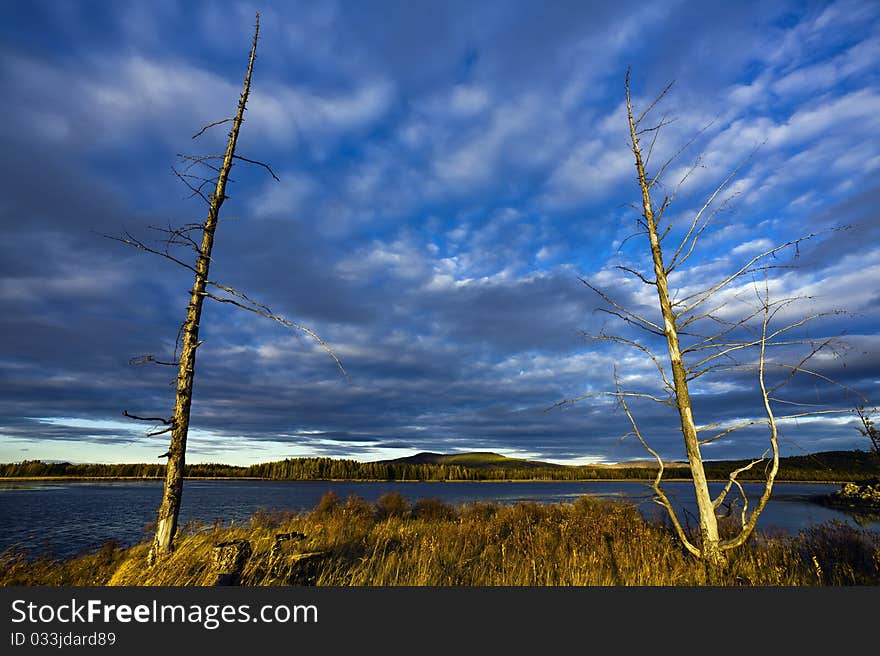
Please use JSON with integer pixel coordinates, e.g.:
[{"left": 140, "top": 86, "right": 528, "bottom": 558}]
[{"left": 0, "top": 476, "right": 853, "bottom": 484}]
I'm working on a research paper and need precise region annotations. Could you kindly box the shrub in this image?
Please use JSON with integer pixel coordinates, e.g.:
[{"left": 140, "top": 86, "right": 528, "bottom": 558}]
[
  {"left": 795, "top": 520, "right": 880, "bottom": 585},
  {"left": 412, "top": 497, "right": 456, "bottom": 521},
  {"left": 250, "top": 508, "right": 297, "bottom": 529},
  {"left": 312, "top": 490, "right": 342, "bottom": 518},
  {"left": 459, "top": 501, "right": 500, "bottom": 521},
  {"left": 376, "top": 491, "right": 410, "bottom": 519},
  {"left": 342, "top": 494, "right": 376, "bottom": 521}
]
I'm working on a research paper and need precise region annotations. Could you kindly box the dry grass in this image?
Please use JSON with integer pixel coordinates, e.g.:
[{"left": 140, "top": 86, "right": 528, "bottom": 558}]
[{"left": 2, "top": 494, "right": 878, "bottom": 586}]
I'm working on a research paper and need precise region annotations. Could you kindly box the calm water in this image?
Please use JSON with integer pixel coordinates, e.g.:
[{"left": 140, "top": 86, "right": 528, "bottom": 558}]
[{"left": 1, "top": 479, "right": 878, "bottom": 558}]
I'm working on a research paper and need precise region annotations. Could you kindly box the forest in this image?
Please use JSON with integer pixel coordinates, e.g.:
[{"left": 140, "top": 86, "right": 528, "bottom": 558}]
[{"left": 2, "top": 449, "right": 876, "bottom": 483}]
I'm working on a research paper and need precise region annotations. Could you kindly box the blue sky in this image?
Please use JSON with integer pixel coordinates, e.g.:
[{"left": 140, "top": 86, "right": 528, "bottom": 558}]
[{"left": 1, "top": 0, "right": 878, "bottom": 466}]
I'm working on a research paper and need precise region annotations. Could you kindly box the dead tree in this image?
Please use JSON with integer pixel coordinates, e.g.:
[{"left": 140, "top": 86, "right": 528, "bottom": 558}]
[
  {"left": 110, "top": 14, "right": 345, "bottom": 564},
  {"left": 556, "top": 70, "right": 855, "bottom": 566},
  {"left": 854, "top": 405, "right": 880, "bottom": 464}
]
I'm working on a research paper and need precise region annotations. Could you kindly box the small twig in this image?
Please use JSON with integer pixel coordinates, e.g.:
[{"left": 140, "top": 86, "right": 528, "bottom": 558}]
[
  {"left": 123, "top": 410, "right": 173, "bottom": 425},
  {"left": 102, "top": 231, "right": 198, "bottom": 274},
  {"left": 201, "top": 286, "right": 349, "bottom": 381},
  {"left": 192, "top": 117, "right": 235, "bottom": 140},
  {"left": 129, "top": 355, "right": 179, "bottom": 367},
  {"left": 233, "top": 155, "right": 280, "bottom": 181}
]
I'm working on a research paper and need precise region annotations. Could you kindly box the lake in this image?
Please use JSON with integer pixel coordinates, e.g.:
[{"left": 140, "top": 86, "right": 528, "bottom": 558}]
[{"left": 1, "top": 479, "right": 878, "bottom": 559}]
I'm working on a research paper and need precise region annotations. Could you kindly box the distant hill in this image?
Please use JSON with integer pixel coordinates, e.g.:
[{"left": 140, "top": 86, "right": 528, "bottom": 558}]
[
  {"left": 377, "top": 452, "right": 694, "bottom": 470},
  {"left": 601, "top": 459, "right": 689, "bottom": 469},
  {"left": 372, "top": 449, "right": 877, "bottom": 481},
  {"left": 376, "top": 451, "right": 567, "bottom": 470}
]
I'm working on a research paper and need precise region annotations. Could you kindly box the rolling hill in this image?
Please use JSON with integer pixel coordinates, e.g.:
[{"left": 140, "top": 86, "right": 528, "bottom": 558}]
[
  {"left": 375, "top": 451, "right": 567, "bottom": 470},
  {"left": 376, "top": 451, "right": 688, "bottom": 470}
]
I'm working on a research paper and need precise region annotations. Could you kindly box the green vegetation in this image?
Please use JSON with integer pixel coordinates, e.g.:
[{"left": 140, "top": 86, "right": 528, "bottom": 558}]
[
  {"left": 2, "top": 449, "right": 877, "bottom": 482},
  {"left": 384, "top": 451, "right": 566, "bottom": 470},
  {"left": 2, "top": 493, "right": 878, "bottom": 586}
]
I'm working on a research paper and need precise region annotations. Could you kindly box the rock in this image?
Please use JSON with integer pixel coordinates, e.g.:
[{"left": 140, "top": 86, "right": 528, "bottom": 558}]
[
  {"left": 823, "top": 478, "right": 880, "bottom": 513},
  {"left": 212, "top": 539, "right": 252, "bottom": 586}
]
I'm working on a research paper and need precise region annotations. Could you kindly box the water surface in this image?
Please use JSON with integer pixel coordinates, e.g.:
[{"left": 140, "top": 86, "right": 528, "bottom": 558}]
[{"left": 1, "top": 479, "right": 876, "bottom": 559}]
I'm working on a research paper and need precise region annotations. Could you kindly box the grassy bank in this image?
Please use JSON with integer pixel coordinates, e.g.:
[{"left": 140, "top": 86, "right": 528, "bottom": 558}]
[{"left": 2, "top": 493, "right": 879, "bottom": 586}]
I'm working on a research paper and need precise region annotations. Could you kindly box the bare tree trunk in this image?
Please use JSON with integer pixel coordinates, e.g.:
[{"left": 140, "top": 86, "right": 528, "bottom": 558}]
[
  {"left": 559, "top": 71, "right": 852, "bottom": 566},
  {"left": 147, "top": 17, "right": 260, "bottom": 565},
  {"left": 625, "top": 74, "right": 724, "bottom": 566}
]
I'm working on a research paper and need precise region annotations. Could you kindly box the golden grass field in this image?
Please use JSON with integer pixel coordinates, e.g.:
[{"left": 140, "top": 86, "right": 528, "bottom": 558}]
[{"left": 2, "top": 493, "right": 879, "bottom": 586}]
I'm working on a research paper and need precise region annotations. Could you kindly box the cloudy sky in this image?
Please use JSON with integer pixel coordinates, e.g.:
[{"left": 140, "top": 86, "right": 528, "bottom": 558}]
[{"left": 1, "top": 0, "right": 878, "bottom": 467}]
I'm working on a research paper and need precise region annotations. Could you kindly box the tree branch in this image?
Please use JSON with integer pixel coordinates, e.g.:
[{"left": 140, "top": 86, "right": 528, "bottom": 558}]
[
  {"left": 201, "top": 286, "right": 349, "bottom": 381},
  {"left": 615, "top": 264, "right": 656, "bottom": 286},
  {"left": 546, "top": 389, "right": 675, "bottom": 412},
  {"left": 612, "top": 365, "right": 701, "bottom": 558},
  {"left": 665, "top": 144, "right": 758, "bottom": 277},
  {"left": 713, "top": 453, "right": 768, "bottom": 514},
  {"left": 192, "top": 117, "right": 235, "bottom": 140},
  {"left": 580, "top": 277, "right": 665, "bottom": 335},
  {"left": 103, "top": 231, "right": 198, "bottom": 274},
  {"left": 172, "top": 166, "right": 211, "bottom": 204},
  {"left": 673, "top": 234, "right": 820, "bottom": 317},
  {"left": 233, "top": 155, "right": 280, "bottom": 181},
  {"left": 129, "top": 354, "right": 179, "bottom": 367},
  {"left": 633, "top": 77, "right": 675, "bottom": 128},
  {"left": 586, "top": 332, "right": 673, "bottom": 392},
  {"left": 123, "top": 410, "right": 173, "bottom": 425}
]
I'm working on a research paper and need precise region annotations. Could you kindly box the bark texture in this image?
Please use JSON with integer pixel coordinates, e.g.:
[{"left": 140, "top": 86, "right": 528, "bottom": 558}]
[
  {"left": 625, "top": 74, "right": 724, "bottom": 565},
  {"left": 147, "top": 16, "right": 260, "bottom": 565}
]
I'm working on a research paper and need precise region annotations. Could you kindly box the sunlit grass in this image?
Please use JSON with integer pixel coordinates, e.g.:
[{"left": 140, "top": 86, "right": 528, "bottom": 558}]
[{"left": 2, "top": 494, "right": 878, "bottom": 586}]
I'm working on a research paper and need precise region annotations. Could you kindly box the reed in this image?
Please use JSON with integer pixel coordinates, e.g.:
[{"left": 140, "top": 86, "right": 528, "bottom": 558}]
[{"left": 2, "top": 494, "right": 878, "bottom": 586}]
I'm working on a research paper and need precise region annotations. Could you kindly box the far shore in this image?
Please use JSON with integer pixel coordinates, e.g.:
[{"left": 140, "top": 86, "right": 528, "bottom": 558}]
[{"left": 0, "top": 475, "right": 853, "bottom": 484}]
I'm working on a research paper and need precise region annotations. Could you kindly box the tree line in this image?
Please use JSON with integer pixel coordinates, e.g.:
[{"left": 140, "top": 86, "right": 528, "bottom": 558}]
[{"left": 2, "top": 450, "right": 875, "bottom": 482}]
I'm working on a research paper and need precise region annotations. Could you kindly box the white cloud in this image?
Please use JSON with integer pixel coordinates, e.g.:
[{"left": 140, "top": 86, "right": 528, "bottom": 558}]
[
  {"left": 773, "top": 36, "right": 880, "bottom": 97},
  {"left": 248, "top": 77, "right": 395, "bottom": 145},
  {"left": 540, "top": 138, "right": 633, "bottom": 210},
  {"left": 731, "top": 238, "right": 773, "bottom": 256},
  {"left": 252, "top": 173, "right": 317, "bottom": 218},
  {"left": 86, "top": 56, "right": 236, "bottom": 143}
]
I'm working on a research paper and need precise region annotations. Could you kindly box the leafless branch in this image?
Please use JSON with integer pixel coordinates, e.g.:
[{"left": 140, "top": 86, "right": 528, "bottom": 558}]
[
  {"left": 673, "top": 233, "right": 819, "bottom": 317},
  {"left": 103, "top": 231, "right": 198, "bottom": 274},
  {"left": 177, "top": 153, "right": 224, "bottom": 174},
  {"left": 636, "top": 114, "right": 677, "bottom": 136},
  {"left": 654, "top": 195, "right": 672, "bottom": 229},
  {"left": 123, "top": 410, "right": 174, "bottom": 425},
  {"left": 767, "top": 337, "right": 836, "bottom": 395},
  {"left": 665, "top": 152, "right": 753, "bottom": 275},
  {"left": 207, "top": 280, "right": 272, "bottom": 314},
  {"left": 632, "top": 77, "right": 675, "bottom": 128},
  {"left": 713, "top": 453, "right": 767, "bottom": 511},
  {"left": 612, "top": 366, "right": 701, "bottom": 558},
  {"left": 643, "top": 117, "right": 663, "bottom": 170},
  {"left": 129, "top": 355, "right": 179, "bottom": 367},
  {"left": 586, "top": 333, "right": 673, "bottom": 391},
  {"left": 720, "top": 290, "right": 780, "bottom": 549},
  {"left": 192, "top": 117, "right": 235, "bottom": 140},
  {"left": 648, "top": 120, "right": 716, "bottom": 191},
  {"left": 616, "top": 229, "right": 649, "bottom": 252},
  {"left": 597, "top": 308, "right": 667, "bottom": 336},
  {"left": 546, "top": 389, "right": 675, "bottom": 412},
  {"left": 580, "top": 277, "right": 665, "bottom": 335},
  {"left": 615, "top": 264, "right": 655, "bottom": 286},
  {"left": 677, "top": 294, "right": 748, "bottom": 332},
  {"left": 172, "top": 166, "right": 211, "bottom": 204},
  {"left": 201, "top": 287, "right": 349, "bottom": 381},
  {"left": 233, "top": 154, "right": 280, "bottom": 181},
  {"left": 685, "top": 311, "right": 839, "bottom": 377}
]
